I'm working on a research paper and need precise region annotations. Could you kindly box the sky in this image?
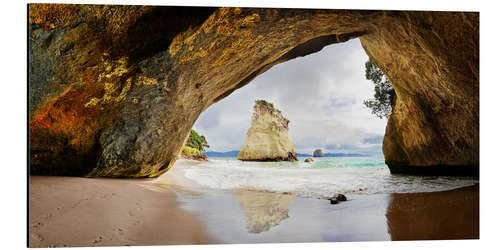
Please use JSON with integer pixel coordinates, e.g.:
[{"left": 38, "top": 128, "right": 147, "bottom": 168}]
[{"left": 192, "top": 38, "right": 387, "bottom": 155}]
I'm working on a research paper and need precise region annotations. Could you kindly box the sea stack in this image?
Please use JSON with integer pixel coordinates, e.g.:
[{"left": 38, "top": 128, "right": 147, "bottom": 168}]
[
  {"left": 313, "top": 149, "right": 324, "bottom": 157},
  {"left": 237, "top": 100, "right": 298, "bottom": 161}
]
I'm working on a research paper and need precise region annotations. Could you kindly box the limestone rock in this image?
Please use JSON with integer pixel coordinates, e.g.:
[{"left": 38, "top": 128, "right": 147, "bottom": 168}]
[
  {"left": 305, "top": 158, "right": 314, "bottom": 162},
  {"left": 28, "top": 5, "right": 478, "bottom": 177},
  {"left": 237, "top": 101, "right": 298, "bottom": 161},
  {"left": 360, "top": 12, "right": 479, "bottom": 176},
  {"left": 313, "top": 149, "right": 323, "bottom": 157}
]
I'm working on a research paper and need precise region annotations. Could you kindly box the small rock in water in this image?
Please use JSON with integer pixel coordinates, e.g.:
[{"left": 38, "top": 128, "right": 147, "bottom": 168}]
[
  {"left": 313, "top": 149, "right": 324, "bottom": 157},
  {"left": 336, "top": 194, "right": 347, "bottom": 201},
  {"left": 304, "top": 158, "right": 314, "bottom": 162}
]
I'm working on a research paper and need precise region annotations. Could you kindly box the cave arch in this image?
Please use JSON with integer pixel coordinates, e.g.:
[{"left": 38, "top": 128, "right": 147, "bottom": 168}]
[{"left": 29, "top": 5, "right": 479, "bottom": 177}]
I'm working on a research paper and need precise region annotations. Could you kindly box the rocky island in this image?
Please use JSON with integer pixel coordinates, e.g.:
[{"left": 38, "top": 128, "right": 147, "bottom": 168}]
[
  {"left": 237, "top": 100, "right": 298, "bottom": 161},
  {"left": 313, "top": 149, "right": 324, "bottom": 157}
]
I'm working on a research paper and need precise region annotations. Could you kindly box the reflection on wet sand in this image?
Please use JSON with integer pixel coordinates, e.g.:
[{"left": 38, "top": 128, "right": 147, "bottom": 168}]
[
  {"left": 155, "top": 182, "right": 204, "bottom": 198},
  {"left": 233, "top": 190, "right": 296, "bottom": 233},
  {"left": 154, "top": 166, "right": 479, "bottom": 243},
  {"left": 386, "top": 184, "right": 479, "bottom": 240}
]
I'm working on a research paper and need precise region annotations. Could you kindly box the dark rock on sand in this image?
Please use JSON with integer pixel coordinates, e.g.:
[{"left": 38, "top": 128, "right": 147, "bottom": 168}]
[
  {"left": 328, "top": 194, "right": 347, "bottom": 204},
  {"left": 336, "top": 194, "right": 347, "bottom": 201}
]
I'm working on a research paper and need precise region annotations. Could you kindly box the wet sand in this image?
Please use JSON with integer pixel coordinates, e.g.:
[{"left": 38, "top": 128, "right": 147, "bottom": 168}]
[
  {"left": 28, "top": 160, "right": 479, "bottom": 246},
  {"left": 387, "top": 184, "right": 479, "bottom": 240},
  {"left": 163, "top": 184, "right": 478, "bottom": 243}
]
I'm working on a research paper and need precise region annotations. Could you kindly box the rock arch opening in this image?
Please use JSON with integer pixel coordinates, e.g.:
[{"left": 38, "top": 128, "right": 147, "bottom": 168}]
[
  {"left": 29, "top": 6, "right": 478, "bottom": 177},
  {"left": 192, "top": 38, "right": 387, "bottom": 160}
]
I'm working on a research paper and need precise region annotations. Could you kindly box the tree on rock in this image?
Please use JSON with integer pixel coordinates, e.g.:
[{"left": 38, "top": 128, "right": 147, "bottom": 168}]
[
  {"left": 363, "top": 58, "right": 396, "bottom": 119},
  {"left": 186, "top": 129, "right": 210, "bottom": 152}
]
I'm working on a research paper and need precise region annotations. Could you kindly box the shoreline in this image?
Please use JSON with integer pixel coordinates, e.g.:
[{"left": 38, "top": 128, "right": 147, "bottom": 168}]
[{"left": 28, "top": 161, "right": 479, "bottom": 246}]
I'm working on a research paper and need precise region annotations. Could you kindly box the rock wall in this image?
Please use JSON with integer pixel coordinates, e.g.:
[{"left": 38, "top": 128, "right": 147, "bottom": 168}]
[
  {"left": 360, "top": 12, "right": 479, "bottom": 176},
  {"left": 28, "top": 5, "right": 478, "bottom": 177},
  {"left": 237, "top": 102, "right": 298, "bottom": 161}
]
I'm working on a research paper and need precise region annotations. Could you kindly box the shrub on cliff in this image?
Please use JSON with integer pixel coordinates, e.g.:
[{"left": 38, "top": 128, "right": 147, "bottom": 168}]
[
  {"left": 186, "top": 129, "right": 210, "bottom": 152},
  {"left": 182, "top": 146, "right": 201, "bottom": 157},
  {"left": 363, "top": 58, "right": 396, "bottom": 119}
]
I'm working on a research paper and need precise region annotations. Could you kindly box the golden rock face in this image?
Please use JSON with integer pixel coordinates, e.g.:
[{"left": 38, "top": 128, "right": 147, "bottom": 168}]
[
  {"left": 29, "top": 5, "right": 478, "bottom": 177},
  {"left": 360, "top": 12, "right": 479, "bottom": 175}
]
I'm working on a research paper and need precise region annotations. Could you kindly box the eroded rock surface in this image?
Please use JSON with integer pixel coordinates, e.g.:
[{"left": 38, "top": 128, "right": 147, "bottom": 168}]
[
  {"left": 29, "top": 5, "right": 478, "bottom": 177},
  {"left": 237, "top": 101, "right": 298, "bottom": 161}
]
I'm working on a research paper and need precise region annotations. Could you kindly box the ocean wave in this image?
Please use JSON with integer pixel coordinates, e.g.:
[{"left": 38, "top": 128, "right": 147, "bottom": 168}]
[{"left": 175, "top": 157, "right": 478, "bottom": 198}]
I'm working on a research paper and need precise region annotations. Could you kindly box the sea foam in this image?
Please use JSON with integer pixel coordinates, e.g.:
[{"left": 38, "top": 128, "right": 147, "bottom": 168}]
[{"left": 176, "top": 157, "right": 478, "bottom": 198}]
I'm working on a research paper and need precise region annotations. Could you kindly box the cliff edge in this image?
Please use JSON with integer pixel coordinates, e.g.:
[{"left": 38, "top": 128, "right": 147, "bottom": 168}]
[{"left": 237, "top": 100, "right": 298, "bottom": 161}]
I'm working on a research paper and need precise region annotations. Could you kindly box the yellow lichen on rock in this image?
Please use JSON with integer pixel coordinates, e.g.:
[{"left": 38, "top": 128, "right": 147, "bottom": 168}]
[
  {"left": 135, "top": 75, "right": 158, "bottom": 86},
  {"left": 85, "top": 58, "right": 133, "bottom": 107}
]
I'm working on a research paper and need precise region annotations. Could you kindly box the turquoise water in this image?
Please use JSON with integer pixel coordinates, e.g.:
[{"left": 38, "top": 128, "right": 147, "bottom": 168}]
[
  {"left": 175, "top": 156, "right": 478, "bottom": 198},
  {"left": 278, "top": 156, "right": 387, "bottom": 168}
]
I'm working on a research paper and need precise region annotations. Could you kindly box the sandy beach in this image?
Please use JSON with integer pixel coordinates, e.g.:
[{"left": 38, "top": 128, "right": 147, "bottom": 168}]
[
  {"left": 28, "top": 175, "right": 216, "bottom": 247},
  {"left": 28, "top": 159, "right": 479, "bottom": 247}
]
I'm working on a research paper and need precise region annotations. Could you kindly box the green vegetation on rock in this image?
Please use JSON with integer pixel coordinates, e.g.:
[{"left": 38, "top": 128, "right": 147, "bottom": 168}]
[
  {"left": 185, "top": 129, "right": 210, "bottom": 152},
  {"left": 255, "top": 99, "right": 274, "bottom": 108},
  {"left": 181, "top": 146, "right": 201, "bottom": 157},
  {"left": 363, "top": 58, "right": 396, "bottom": 119}
]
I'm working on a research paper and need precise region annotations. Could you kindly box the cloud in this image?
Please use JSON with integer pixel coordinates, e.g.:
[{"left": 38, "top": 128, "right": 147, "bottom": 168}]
[
  {"left": 325, "top": 144, "right": 360, "bottom": 150},
  {"left": 193, "top": 38, "right": 387, "bottom": 154},
  {"left": 324, "top": 97, "right": 357, "bottom": 109},
  {"left": 362, "top": 135, "right": 384, "bottom": 144}
]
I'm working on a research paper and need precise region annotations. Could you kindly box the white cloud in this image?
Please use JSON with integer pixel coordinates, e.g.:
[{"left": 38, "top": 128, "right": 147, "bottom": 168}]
[{"left": 194, "top": 38, "right": 387, "bottom": 155}]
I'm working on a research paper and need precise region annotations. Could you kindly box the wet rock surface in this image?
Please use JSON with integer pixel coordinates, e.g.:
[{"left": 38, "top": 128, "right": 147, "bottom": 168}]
[
  {"left": 29, "top": 5, "right": 478, "bottom": 177},
  {"left": 328, "top": 194, "right": 347, "bottom": 205},
  {"left": 336, "top": 194, "right": 347, "bottom": 201},
  {"left": 329, "top": 199, "right": 339, "bottom": 205}
]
